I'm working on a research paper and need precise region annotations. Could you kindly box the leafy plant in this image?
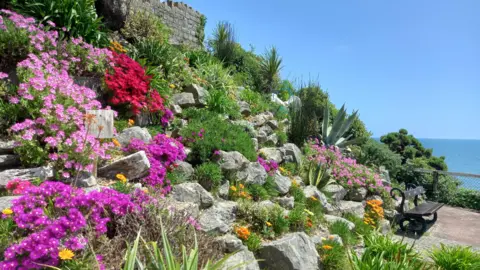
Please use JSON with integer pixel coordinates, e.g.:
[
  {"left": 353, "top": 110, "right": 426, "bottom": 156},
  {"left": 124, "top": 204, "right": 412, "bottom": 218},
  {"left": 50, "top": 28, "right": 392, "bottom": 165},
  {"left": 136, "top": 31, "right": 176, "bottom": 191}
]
[
  {"left": 239, "top": 88, "right": 270, "bottom": 114},
  {"left": 329, "top": 221, "right": 357, "bottom": 246},
  {"left": 121, "top": 10, "right": 170, "bottom": 43},
  {"left": 207, "top": 89, "right": 240, "bottom": 119},
  {"left": 11, "top": 0, "right": 108, "bottom": 46},
  {"left": 194, "top": 162, "right": 223, "bottom": 191},
  {"left": 260, "top": 46, "right": 282, "bottom": 93},
  {"left": 306, "top": 161, "right": 335, "bottom": 190},
  {"left": 351, "top": 139, "right": 403, "bottom": 178},
  {"left": 430, "top": 244, "right": 480, "bottom": 270},
  {"left": 448, "top": 188, "right": 480, "bottom": 211},
  {"left": 208, "top": 21, "right": 236, "bottom": 65},
  {"left": 245, "top": 232, "right": 262, "bottom": 252},
  {"left": 320, "top": 101, "right": 359, "bottom": 148},
  {"left": 343, "top": 213, "right": 374, "bottom": 238},
  {"left": 0, "top": 16, "right": 31, "bottom": 71},
  {"left": 317, "top": 239, "right": 348, "bottom": 270}
]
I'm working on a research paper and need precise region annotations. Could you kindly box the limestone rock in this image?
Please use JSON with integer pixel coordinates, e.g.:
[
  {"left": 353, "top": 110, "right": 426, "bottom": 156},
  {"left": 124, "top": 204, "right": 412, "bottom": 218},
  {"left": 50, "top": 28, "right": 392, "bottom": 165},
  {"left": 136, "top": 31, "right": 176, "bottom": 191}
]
[
  {"left": 250, "top": 112, "right": 274, "bottom": 127},
  {"left": 266, "top": 134, "right": 279, "bottom": 146},
  {"left": 238, "top": 101, "right": 251, "bottom": 116},
  {"left": 216, "top": 234, "right": 245, "bottom": 253},
  {"left": 116, "top": 126, "right": 152, "bottom": 147},
  {"left": 170, "top": 104, "right": 183, "bottom": 116},
  {"left": 0, "top": 140, "right": 15, "bottom": 155},
  {"left": 166, "top": 199, "right": 200, "bottom": 218},
  {"left": 171, "top": 182, "right": 214, "bottom": 209},
  {"left": 258, "top": 200, "right": 275, "bottom": 209},
  {"left": 259, "top": 147, "right": 284, "bottom": 163},
  {"left": 324, "top": 184, "right": 347, "bottom": 202},
  {"left": 258, "top": 232, "right": 321, "bottom": 270},
  {"left": 281, "top": 143, "right": 303, "bottom": 165},
  {"left": 221, "top": 249, "right": 259, "bottom": 270},
  {"left": 256, "top": 130, "right": 268, "bottom": 144},
  {"left": 303, "top": 186, "right": 334, "bottom": 212},
  {"left": 216, "top": 151, "right": 249, "bottom": 173},
  {"left": 252, "top": 138, "right": 259, "bottom": 151},
  {"left": 198, "top": 201, "right": 237, "bottom": 234},
  {"left": 231, "top": 120, "right": 256, "bottom": 137},
  {"left": 347, "top": 187, "right": 367, "bottom": 202},
  {"left": 0, "top": 196, "right": 19, "bottom": 210},
  {"left": 334, "top": 200, "right": 365, "bottom": 218},
  {"left": 277, "top": 196, "right": 294, "bottom": 209},
  {"left": 98, "top": 151, "right": 150, "bottom": 180},
  {"left": 172, "top": 92, "right": 196, "bottom": 108},
  {"left": 324, "top": 215, "right": 355, "bottom": 230},
  {"left": 366, "top": 195, "right": 383, "bottom": 204},
  {"left": 379, "top": 219, "right": 391, "bottom": 235},
  {"left": 273, "top": 172, "right": 291, "bottom": 195},
  {"left": 0, "top": 166, "right": 53, "bottom": 188},
  {"left": 0, "top": 155, "right": 20, "bottom": 169},
  {"left": 218, "top": 181, "right": 230, "bottom": 200},
  {"left": 184, "top": 84, "right": 209, "bottom": 106},
  {"left": 237, "top": 162, "right": 267, "bottom": 185},
  {"left": 258, "top": 125, "right": 273, "bottom": 136},
  {"left": 266, "top": 120, "right": 279, "bottom": 130},
  {"left": 174, "top": 161, "right": 194, "bottom": 181},
  {"left": 67, "top": 172, "right": 97, "bottom": 188}
]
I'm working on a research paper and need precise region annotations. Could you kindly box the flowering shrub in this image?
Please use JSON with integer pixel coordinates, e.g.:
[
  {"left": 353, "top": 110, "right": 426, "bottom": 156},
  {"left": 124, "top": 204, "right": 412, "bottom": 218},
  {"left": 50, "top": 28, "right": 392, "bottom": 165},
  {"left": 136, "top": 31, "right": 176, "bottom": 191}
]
[
  {"left": 5, "top": 178, "right": 32, "bottom": 195},
  {"left": 308, "top": 140, "right": 389, "bottom": 193},
  {"left": 124, "top": 134, "right": 186, "bottom": 193},
  {"left": 258, "top": 156, "right": 278, "bottom": 176},
  {"left": 229, "top": 183, "right": 252, "bottom": 200},
  {"left": 0, "top": 181, "right": 153, "bottom": 269},
  {"left": 364, "top": 199, "right": 384, "bottom": 228}
]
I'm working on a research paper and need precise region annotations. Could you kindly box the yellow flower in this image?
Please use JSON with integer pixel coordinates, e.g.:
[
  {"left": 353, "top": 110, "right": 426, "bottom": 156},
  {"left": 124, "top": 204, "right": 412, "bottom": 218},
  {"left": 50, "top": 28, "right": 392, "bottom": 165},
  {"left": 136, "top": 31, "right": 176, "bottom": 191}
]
[
  {"left": 112, "top": 138, "right": 121, "bottom": 147},
  {"left": 116, "top": 174, "right": 127, "bottom": 184},
  {"left": 310, "top": 196, "right": 318, "bottom": 201},
  {"left": 239, "top": 184, "right": 245, "bottom": 189},
  {"left": 279, "top": 167, "right": 286, "bottom": 173},
  {"left": 266, "top": 221, "right": 272, "bottom": 227},
  {"left": 169, "top": 84, "right": 176, "bottom": 89},
  {"left": 59, "top": 248, "right": 75, "bottom": 260},
  {"left": 230, "top": 186, "right": 237, "bottom": 192},
  {"left": 142, "top": 188, "right": 149, "bottom": 194},
  {"left": 2, "top": 208, "right": 13, "bottom": 215},
  {"left": 304, "top": 209, "right": 314, "bottom": 216},
  {"left": 128, "top": 119, "right": 135, "bottom": 126},
  {"left": 322, "top": 245, "right": 333, "bottom": 250}
]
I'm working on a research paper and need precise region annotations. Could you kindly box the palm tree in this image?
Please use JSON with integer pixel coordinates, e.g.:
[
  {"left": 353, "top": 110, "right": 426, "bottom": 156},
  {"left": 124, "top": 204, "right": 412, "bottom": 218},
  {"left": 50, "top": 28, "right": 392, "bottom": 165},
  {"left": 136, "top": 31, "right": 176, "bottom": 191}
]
[
  {"left": 208, "top": 21, "right": 236, "bottom": 65},
  {"left": 260, "top": 46, "right": 283, "bottom": 93}
]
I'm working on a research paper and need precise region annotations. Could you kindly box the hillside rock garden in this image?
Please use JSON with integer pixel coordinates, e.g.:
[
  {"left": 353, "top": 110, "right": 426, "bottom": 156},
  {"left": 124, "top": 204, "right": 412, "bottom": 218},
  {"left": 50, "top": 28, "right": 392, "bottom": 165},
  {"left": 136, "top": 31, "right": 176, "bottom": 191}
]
[{"left": 0, "top": 2, "right": 479, "bottom": 270}]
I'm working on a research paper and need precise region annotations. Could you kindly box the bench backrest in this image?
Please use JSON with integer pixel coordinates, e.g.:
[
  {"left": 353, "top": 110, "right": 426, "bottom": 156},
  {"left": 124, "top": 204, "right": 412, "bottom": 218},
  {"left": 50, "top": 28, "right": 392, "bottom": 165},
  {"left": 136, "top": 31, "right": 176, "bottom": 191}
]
[
  {"left": 390, "top": 185, "right": 426, "bottom": 214},
  {"left": 404, "top": 186, "right": 426, "bottom": 199}
]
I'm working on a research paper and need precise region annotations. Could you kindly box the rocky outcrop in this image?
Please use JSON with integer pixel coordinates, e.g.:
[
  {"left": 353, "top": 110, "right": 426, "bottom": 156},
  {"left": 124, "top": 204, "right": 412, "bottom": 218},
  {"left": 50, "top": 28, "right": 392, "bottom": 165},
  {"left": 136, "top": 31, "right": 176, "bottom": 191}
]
[
  {"left": 198, "top": 201, "right": 238, "bottom": 234},
  {"left": 0, "top": 196, "right": 19, "bottom": 210},
  {"left": 259, "top": 147, "right": 284, "bottom": 163},
  {"left": 171, "top": 182, "right": 214, "bottom": 209},
  {"left": 172, "top": 92, "right": 196, "bottom": 108},
  {"left": 250, "top": 112, "right": 274, "bottom": 127},
  {"left": 218, "top": 181, "right": 230, "bottom": 199},
  {"left": 0, "top": 140, "right": 15, "bottom": 155},
  {"left": 216, "top": 234, "right": 244, "bottom": 253},
  {"left": 98, "top": 151, "right": 150, "bottom": 180},
  {"left": 0, "top": 166, "right": 53, "bottom": 188},
  {"left": 277, "top": 196, "right": 294, "bottom": 209},
  {"left": 324, "top": 215, "right": 355, "bottom": 230},
  {"left": 174, "top": 161, "right": 194, "bottom": 181},
  {"left": 238, "top": 101, "right": 251, "bottom": 116},
  {"left": 0, "top": 155, "right": 20, "bottom": 169},
  {"left": 273, "top": 172, "right": 291, "bottom": 195},
  {"left": 221, "top": 249, "right": 259, "bottom": 270},
  {"left": 258, "top": 232, "right": 321, "bottom": 270},
  {"left": 324, "top": 184, "right": 347, "bottom": 202},
  {"left": 183, "top": 84, "right": 209, "bottom": 106},
  {"left": 266, "top": 120, "right": 279, "bottom": 130},
  {"left": 116, "top": 126, "right": 152, "bottom": 147},
  {"left": 347, "top": 187, "right": 367, "bottom": 202},
  {"left": 303, "top": 186, "right": 334, "bottom": 212},
  {"left": 281, "top": 143, "right": 302, "bottom": 165},
  {"left": 216, "top": 151, "right": 249, "bottom": 173},
  {"left": 333, "top": 200, "right": 365, "bottom": 218},
  {"left": 236, "top": 162, "right": 267, "bottom": 185}
]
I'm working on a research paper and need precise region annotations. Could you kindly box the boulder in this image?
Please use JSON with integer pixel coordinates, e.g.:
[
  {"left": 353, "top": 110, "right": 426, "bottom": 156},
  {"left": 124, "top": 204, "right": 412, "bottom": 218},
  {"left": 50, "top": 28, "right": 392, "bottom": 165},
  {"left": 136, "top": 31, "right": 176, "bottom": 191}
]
[
  {"left": 0, "top": 155, "right": 20, "bottom": 169},
  {"left": 379, "top": 219, "right": 391, "bottom": 235},
  {"left": 236, "top": 162, "right": 267, "bottom": 185},
  {"left": 258, "top": 200, "right": 275, "bottom": 209},
  {"left": 67, "top": 172, "right": 97, "bottom": 188},
  {"left": 0, "top": 140, "right": 15, "bottom": 155},
  {"left": 238, "top": 101, "right": 251, "bottom": 116},
  {"left": 84, "top": 185, "right": 102, "bottom": 193},
  {"left": 347, "top": 187, "right": 367, "bottom": 202},
  {"left": 266, "top": 120, "right": 279, "bottom": 130},
  {"left": 250, "top": 112, "right": 274, "bottom": 127},
  {"left": 259, "top": 147, "right": 284, "bottom": 163},
  {"left": 384, "top": 209, "right": 399, "bottom": 221},
  {"left": 0, "top": 196, "right": 19, "bottom": 210},
  {"left": 292, "top": 176, "right": 305, "bottom": 187},
  {"left": 256, "top": 130, "right": 268, "bottom": 144},
  {"left": 184, "top": 84, "right": 209, "bottom": 106},
  {"left": 221, "top": 249, "right": 259, "bottom": 270},
  {"left": 258, "top": 125, "right": 273, "bottom": 136},
  {"left": 98, "top": 151, "right": 150, "bottom": 180},
  {"left": 116, "top": 126, "right": 152, "bottom": 147},
  {"left": 303, "top": 186, "right": 334, "bottom": 212},
  {"left": 170, "top": 104, "right": 183, "bottom": 116},
  {"left": 231, "top": 120, "right": 256, "bottom": 137},
  {"left": 0, "top": 166, "right": 53, "bottom": 188},
  {"left": 166, "top": 199, "right": 200, "bottom": 218},
  {"left": 277, "top": 196, "right": 294, "bottom": 210},
  {"left": 198, "top": 201, "right": 238, "bottom": 234},
  {"left": 324, "top": 184, "right": 347, "bottom": 202},
  {"left": 366, "top": 195, "right": 383, "bottom": 204},
  {"left": 324, "top": 215, "right": 355, "bottom": 230},
  {"left": 334, "top": 200, "right": 365, "bottom": 218},
  {"left": 258, "top": 232, "right": 321, "bottom": 270},
  {"left": 273, "top": 172, "right": 292, "bottom": 195},
  {"left": 171, "top": 182, "right": 214, "bottom": 209},
  {"left": 172, "top": 93, "right": 196, "bottom": 108},
  {"left": 218, "top": 181, "right": 230, "bottom": 200},
  {"left": 266, "top": 134, "right": 279, "bottom": 146},
  {"left": 281, "top": 143, "right": 303, "bottom": 165},
  {"left": 216, "top": 151, "right": 249, "bottom": 173},
  {"left": 216, "top": 234, "right": 245, "bottom": 253},
  {"left": 174, "top": 161, "right": 194, "bottom": 181}
]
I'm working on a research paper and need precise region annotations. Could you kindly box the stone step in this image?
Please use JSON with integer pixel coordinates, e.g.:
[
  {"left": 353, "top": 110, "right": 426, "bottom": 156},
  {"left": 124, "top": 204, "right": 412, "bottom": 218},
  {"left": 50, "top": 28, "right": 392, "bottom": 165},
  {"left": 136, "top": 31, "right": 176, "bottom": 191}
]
[
  {"left": 0, "top": 140, "right": 14, "bottom": 155},
  {"left": 0, "top": 154, "right": 20, "bottom": 170}
]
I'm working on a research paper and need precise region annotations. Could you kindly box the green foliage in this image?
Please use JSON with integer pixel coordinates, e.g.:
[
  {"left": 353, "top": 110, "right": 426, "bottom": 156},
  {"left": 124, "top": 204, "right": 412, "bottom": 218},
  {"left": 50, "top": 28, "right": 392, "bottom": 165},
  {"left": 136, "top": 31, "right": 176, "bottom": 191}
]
[
  {"left": 239, "top": 88, "right": 270, "bottom": 114},
  {"left": 184, "top": 50, "right": 217, "bottom": 69},
  {"left": 0, "top": 80, "right": 27, "bottom": 135},
  {"left": 321, "top": 101, "right": 360, "bottom": 148},
  {"left": 276, "top": 130, "right": 288, "bottom": 146},
  {"left": 270, "top": 205, "right": 290, "bottom": 235},
  {"left": 430, "top": 244, "right": 480, "bottom": 270},
  {"left": 194, "top": 60, "right": 237, "bottom": 94},
  {"left": 206, "top": 89, "right": 240, "bottom": 119},
  {"left": 447, "top": 188, "right": 480, "bottom": 211},
  {"left": 12, "top": 0, "right": 108, "bottom": 46},
  {"left": 290, "top": 184, "right": 306, "bottom": 204},
  {"left": 194, "top": 162, "right": 223, "bottom": 191},
  {"left": 0, "top": 17, "right": 31, "bottom": 71},
  {"left": 121, "top": 10, "right": 170, "bottom": 43},
  {"left": 180, "top": 109, "right": 256, "bottom": 164},
  {"left": 281, "top": 162, "right": 299, "bottom": 176},
  {"left": 246, "top": 184, "right": 270, "bottom": 201},
  {"left": 196, "top": 15, "right": 207, "bottom": 47},
  {"left": 288, "top": 96, "right": 310, "bottom": 146},
  {"left": 111, "top": 181, "right": 134, "bottom": 194},
  {"left": 329, "top": 221, "right": 356, "bottom": 246},
  {"left": 287, "top": 205, "right": 307, "bottom": 231},
  {"left": 245, "top": 232, "right": 262, "bottom": 252},
  {"left": 208, "top": 21, "right": 236, "bottom": 65},
  {"left": 260, "top": 46, "right": 282, "bottom": 93},
  {"left": 14, "top": 140, "right": 48, "bottom": 167},
  {"left": 0, "top": 218, "right": 16, "bottom": 260},
  {"left": 278, "top": 80, "right": 294, "bottom": 101},
  {"left": 237, "top": 201, "right": 289, "bottom": 239},
  {"left": 306, "top": 160, "right": 335, "bottom": 190},
  {"left": 317, "top": 239, "right": 348, "bottom": 270},
  {"left": 343, "top": 213, "right": 374, "bottom": 238},
  {"left": 352, "top": 139, "right": 403, "bottom": 177}
]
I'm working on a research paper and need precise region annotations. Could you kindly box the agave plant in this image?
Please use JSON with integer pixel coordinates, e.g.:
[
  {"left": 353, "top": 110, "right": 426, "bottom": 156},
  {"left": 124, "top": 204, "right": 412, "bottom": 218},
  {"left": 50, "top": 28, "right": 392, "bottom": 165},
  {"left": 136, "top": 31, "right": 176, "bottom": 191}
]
[
  {"left": 260, "top": 46, "right": 283, "bottom": 93},
  {"left": 320, "top": 102, "right": 360, "bottom": 148},
  {"left": 306, "top": 161, "right": 335, "bottom": 190}
]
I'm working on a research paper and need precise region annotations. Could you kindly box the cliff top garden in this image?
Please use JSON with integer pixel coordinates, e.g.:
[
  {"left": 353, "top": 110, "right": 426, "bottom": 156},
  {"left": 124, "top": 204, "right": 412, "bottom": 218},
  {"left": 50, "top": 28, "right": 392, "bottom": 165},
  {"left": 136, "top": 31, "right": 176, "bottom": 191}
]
[{"left": 0, "top": 1, "right": 479, "bottom": 269}]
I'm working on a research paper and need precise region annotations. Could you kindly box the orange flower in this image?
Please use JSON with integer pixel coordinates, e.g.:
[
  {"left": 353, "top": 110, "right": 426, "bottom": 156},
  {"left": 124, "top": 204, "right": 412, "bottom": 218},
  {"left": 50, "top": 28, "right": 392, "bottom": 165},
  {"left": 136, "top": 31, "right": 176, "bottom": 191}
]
[
  {"left": 310, "top": 196, "right": 318, "bottom": 201},
  {"left": 239, "top": 184, "right": 245, "bottom": 189},
  {"left": 230, "top": 186, "right": 237, "bottom": 192},
  {"left": 235, "top": 226, "right": 251, "bottom": 240},
  {"left": 128, "top": 119, "right": 135, "bottom": 126},
  {"left": 322, "top": 245, "right": 333, "bottom": 250},
  {"left": 306, "top": 221, "right": 313, "bottom": 227},
  {"left": 112, "top": 138, "right": 121, "bottom": 147}
]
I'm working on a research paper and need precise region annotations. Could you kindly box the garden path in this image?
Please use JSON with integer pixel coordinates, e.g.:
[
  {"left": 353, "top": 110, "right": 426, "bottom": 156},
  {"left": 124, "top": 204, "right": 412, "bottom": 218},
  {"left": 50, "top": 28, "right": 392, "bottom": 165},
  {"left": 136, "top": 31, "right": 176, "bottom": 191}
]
[{"left": 393, "top": 205, "right": 480, "bottom": 254}]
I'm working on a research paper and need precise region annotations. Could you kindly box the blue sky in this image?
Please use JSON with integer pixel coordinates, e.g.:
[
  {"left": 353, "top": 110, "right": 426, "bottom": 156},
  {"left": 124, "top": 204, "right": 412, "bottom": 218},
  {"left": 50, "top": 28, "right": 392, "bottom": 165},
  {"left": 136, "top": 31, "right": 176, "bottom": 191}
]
[{"left": 185, "top": 0, "right": 480, "bottom": 139}]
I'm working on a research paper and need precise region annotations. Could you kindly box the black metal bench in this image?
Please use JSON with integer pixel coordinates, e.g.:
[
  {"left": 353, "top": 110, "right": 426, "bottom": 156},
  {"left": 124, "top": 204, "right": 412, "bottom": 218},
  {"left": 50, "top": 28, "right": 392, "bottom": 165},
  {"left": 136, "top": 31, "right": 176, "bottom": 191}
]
[{"left": 390, "top": 184, "right": 444, "bottom": 233}]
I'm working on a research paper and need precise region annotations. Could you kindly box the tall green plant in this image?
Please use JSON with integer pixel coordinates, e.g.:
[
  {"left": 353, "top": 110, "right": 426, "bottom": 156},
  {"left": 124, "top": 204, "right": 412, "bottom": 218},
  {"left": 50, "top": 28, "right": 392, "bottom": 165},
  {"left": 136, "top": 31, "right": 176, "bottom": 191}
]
[
  {"left": 430, "top": 244, "right": 480, "bottom": 270},
  {"left": 260, "top": 46, "right": 282, "bottom": 93},
  {"left": 321, "top": 101, "right": 359, "bottom": 148},
  {"left": 208, "top": 21, "right": 236, "bottom": 65},
  {"left": 288, "top": 97, "right": 312, "bottom": 146},
  {"left": 306, "top": 161, "right": 334, "bottom": 190}
]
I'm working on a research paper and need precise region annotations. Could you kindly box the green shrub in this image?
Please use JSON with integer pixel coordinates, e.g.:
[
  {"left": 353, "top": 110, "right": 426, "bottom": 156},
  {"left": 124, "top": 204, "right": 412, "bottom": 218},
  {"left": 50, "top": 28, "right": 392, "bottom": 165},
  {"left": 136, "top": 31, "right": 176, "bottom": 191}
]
[
  {"left": 447, "top": 188, "right": 480, "bottom": 211},
  {"left": 290, "top": 184, "right": 306, "bottom": 204},
  {"left": 130, "top": 39, "right": 184, "bottom": 78},
  {"left": 246, "top": 184, "right": 269, "bottom": 201},
  {"left": 245, "top": 232, "right": 262, "bottom": 252},
  {"left": 288, "top": 205, "right": 307, "bottom": 231},
  {"left": 0, "top": 80, "right": 28, "bottom": 135},
  {"left": 0, "top": 17, "right": 31, "bottom": 72},
  {"left": 207, "top": 89, "right": 240, "bottom": 119},
  {"left": 12, "top": 0, "right": 108, "bottom": 46},
  {"left": 208, "top": 21, "right": 237, "bottom": 65},
  {"left": 194, "top": 60, "right": 237, "bottom": 94},
  {"left": 239, "top": 88, "right": 270, "bottom": 114},
  {"left": 0, "top": 218, "right": 15, "bottom": 260},
  {"left": 259, "top": 46, "right": 282, "bottom": 93},
  {"left": 180, "top": 109, "right": 256, "bottom": 164},
  {"left": 111, "top": 181, "right": 134, "bottom": 194},
  {"left": 352, "top": 139, "right": 402, "bottom": 177},
  {"left": 329, "top": 221, "right": 356, "bottom": 246},
  {"left": 317, "top": 239, "right": 348, "bottom": 270},
  {"left": 121, "top": 10, "right": 170, "bottom": 43},
  {"left": 430, "top": 244, "right": 480, "bottom": 270},
  {"left": 194, "top": 162, "right": 223, "bottom": 191},
  {"left": 276, "top": 130, "right": 288, "bottom": 146},
  {"left": 270, "top": 205, "right": 290, "bottom": 235},
  {"left": 343, "top": 212, "right": 374, "bottom": 238}
]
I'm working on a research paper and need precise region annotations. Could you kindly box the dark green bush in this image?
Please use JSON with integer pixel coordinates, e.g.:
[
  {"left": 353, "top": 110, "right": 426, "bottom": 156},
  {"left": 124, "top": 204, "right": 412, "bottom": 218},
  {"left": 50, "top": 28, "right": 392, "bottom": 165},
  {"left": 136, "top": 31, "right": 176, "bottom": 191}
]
[
  {"left": 448, "top": 188, "right": 480, "bottom": 211},
  {"left": 246, "top": 184, "right": 269, "bottom": 201},
  {"left": 121, "top": 10, "right": 170, "bottom": 43},
  {"left": 12, "top": 0, "right": 108, "bottom": 46},
  {"left": 239, "top": 88, "right": 270, "bottom": 114},
  {"left": 180, "top": 109, "right": 256, "bottom": 164},
  {"left": 194, "top": 162, "right": 223, "bottom": 191},
  {"left": 352, "top": 139, "right": 402, "bottom": 177},
  {"left": 430, "top": 244, "right": 480, "bottom": 270},
  {"left": 0, "top": 17, "right": 31, "bottom": 72}
]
